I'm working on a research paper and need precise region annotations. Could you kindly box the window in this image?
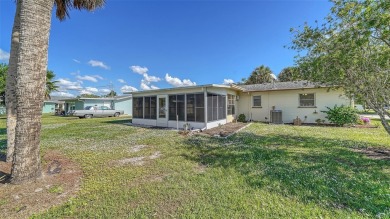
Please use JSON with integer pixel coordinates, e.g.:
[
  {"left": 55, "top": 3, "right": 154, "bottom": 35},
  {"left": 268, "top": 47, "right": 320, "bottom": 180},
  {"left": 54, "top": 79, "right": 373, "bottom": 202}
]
[
  {"left": 133, "top": 97, "right": 143, "bottom": 118},
  {"left": 187, "top": 93, "right": 205, "bottom": 122},
  {"left": 253, "top": 96, "right": 261, "bottom": 107},
  {"left": 207, "top": 93, "right": 226, "bottom": 122},
  {"left": 144, "top": 96, "right": 157, "bottom": 119},
  {"left": 299, "top": 93, "right": 315, "bottom": 107},
  {"left": 169, "top": 94, "right": 185, "bottom": 121},
  {"left": 227, "top": 94, "right": 235, "bottom": 115}
]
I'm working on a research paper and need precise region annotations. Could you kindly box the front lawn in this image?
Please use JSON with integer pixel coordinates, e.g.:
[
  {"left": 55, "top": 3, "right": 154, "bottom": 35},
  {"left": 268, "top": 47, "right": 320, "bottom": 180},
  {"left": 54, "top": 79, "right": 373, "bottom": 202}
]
[{"left": 0, "top": 115, "right": 389, "bottom": 218}]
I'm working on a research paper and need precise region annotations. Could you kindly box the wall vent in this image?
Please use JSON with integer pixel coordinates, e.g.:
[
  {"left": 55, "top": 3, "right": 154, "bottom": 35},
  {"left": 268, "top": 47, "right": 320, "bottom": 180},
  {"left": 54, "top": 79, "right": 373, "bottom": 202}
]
[{"left": 270, "top": 110, "right": 283, "bottom": 124}]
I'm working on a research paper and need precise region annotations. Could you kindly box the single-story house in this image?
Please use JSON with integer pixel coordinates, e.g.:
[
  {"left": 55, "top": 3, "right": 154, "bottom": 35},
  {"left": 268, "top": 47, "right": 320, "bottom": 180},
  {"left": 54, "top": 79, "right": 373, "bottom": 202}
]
[
  {"left": 43, "top": 96, "right": 65, "bottom": 114},
  {"left": 62, "top": 95, "right": 133, "bottom": 115},
  {"left": 126, "top": 81, "right": 351, "bottom": 129}
]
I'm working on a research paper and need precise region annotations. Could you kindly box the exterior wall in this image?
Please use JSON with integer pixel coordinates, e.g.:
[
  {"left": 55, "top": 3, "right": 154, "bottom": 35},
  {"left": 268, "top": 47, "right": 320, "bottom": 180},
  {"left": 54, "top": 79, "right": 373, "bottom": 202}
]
[
  {"left": 237, "top": 88, "right": 350, "bottom": 124},
  {"left": 206, "top": 119, "right": 227, "bottom": 129},
  {"left": 168, "top": 121, "right": 206, "bottom": 130},
  {"left": 42, "top": 102, "right": 55, "bottom": 113},
  {"left": 114, "top": 99, "right": 132, "bottom": 115},
  {"left": 75, "top": 100, "right": 85, "bottom": 110}
]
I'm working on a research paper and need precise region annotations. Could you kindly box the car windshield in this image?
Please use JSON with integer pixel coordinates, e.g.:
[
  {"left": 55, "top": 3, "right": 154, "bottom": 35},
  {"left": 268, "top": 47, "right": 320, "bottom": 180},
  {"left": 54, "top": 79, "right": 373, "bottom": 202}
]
[{"left": 84, "top": 106, "right": 95, "bottom": 110}]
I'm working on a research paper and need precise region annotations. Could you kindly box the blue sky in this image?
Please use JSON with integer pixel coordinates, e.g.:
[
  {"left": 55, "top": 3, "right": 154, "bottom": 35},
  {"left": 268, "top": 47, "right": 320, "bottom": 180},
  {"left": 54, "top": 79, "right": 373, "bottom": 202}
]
[{"left": 0, "top": 0, "right": 331, "bottom": 97}]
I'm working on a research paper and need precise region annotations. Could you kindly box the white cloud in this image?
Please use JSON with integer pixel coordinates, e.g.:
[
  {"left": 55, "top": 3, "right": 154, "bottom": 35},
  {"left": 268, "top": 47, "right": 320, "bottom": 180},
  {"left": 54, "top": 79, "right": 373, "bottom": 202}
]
[
  {"left": 118, "top": 79, "right": 126, "bottom": 83},
  {"left": 57, "top": 78, "right": 83, "bottom": 91},
  {"left": 88, "top": 60, "right": 110, "bottom": 70},
  {"left": 130, "top": 65, "right": 148, "bottom": 75},
  {"left": 51, "top": 91, "right": 75, "bottom": 97},
  {"left": 223, "top": 79, "right": 234, "bottom": 85},
  {"left": 0, "top": 49, "right": 10, "bottom": 62},
  {"left": 99, "top": 88, "right": 111, "bottom": 94},
  {"left": 73, "top": 59, "right": 81, "bottom": 63},
  {"left": 93, "top": 75, "right": 104, "bottom": 80},
  {"left": 165, "top": 73, "right": 196, "bottom": 87},
  {"left": 76, "top": 75, "right": 99, "bottom": 82},
  {"left": 140, "top": 80, "right": 151, "bottom": 90},
  {"left": 150, "top": 85, "right": 159, "bottom": 90},
  {"left": 80, "top": 86, "right": 99, "bottom": 95},
  {"left": 121, "top": 85, "right": 138, "bottom": 93},
  {"left": 143, "top": 73, "right": 161, "bottom": 84}
]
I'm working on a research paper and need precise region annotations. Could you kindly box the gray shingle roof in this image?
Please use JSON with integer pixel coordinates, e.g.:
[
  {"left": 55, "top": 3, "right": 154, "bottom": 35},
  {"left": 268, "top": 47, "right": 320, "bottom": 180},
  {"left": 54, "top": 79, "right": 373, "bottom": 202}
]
[{"left": 237, "top": 81, "right": 325, "bottom": 91}]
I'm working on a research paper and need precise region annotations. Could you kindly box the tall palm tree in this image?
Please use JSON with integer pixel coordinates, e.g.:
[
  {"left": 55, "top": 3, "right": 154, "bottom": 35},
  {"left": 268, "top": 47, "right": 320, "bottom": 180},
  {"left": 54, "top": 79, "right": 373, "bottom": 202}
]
[
  {"left": 7, "top": 0, "right": 105, "bottom": 184},
  {"left": 45, "top": 70, "right": 59, "bottom": 100}
]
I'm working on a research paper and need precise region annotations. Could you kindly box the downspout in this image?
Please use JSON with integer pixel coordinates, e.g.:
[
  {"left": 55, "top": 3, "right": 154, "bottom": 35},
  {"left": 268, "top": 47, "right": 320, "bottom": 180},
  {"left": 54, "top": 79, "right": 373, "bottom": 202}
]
[
  {"left": 247, "top": 92, "right": 250, "bottom": 122},
  {"left": 204, "top": 87, "right": 208, "bottom": 129}
]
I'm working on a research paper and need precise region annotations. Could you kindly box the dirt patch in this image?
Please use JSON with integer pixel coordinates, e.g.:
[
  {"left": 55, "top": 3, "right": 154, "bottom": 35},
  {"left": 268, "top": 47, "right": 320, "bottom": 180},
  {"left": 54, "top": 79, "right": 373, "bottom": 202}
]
[
  {"left": 111, "top": 151, "right": 162, "bottom": 167},
  {"left": 114, "top": 157, "right": 146, "bottom": 166},
  {"left": 149, "top": 151, "right": 162, "bottom": 160},
  {"left": 351, "top": 148, "right": 390, "bottom": 160},
  {"left": 194, "top": 164, "right": 207, "bottom": 174},
  {"left": 0, "top": 150, "right": 82, "bottom": 219},
  {"left": 129, "top": 145, "right": 147, "bottom": 153},
  {"left": 199, "top": 122, "right": 249, "bottom": 137}
]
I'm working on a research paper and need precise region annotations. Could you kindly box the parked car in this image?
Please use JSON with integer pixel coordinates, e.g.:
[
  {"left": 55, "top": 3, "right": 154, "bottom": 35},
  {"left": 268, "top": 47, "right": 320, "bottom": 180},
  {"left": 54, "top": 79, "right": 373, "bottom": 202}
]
[{"left": 69, "top": 106, "right": 124, "bottom": 118}]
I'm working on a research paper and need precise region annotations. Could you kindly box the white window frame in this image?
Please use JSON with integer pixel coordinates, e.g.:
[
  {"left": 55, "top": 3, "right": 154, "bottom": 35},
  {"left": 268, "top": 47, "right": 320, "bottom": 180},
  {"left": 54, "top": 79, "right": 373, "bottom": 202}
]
[{"left": 299, "top": 93, "right": 316, "bottom": 107}]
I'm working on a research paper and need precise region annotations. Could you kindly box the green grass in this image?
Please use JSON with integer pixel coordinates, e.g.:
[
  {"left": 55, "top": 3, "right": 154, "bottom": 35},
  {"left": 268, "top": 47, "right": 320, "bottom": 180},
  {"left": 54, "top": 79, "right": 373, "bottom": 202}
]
[{"left": 1, "top": 115, "right": 389, "bottom": 218}]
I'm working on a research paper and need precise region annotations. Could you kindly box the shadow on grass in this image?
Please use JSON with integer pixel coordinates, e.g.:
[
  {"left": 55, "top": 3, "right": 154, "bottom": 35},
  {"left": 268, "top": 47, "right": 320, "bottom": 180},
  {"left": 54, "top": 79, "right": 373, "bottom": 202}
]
[
  {"left": 100, "top": 118, "right": 132, "bottom": 125},
  {"left": 183, "top": 132, "right": 390, "bottom": 216}
]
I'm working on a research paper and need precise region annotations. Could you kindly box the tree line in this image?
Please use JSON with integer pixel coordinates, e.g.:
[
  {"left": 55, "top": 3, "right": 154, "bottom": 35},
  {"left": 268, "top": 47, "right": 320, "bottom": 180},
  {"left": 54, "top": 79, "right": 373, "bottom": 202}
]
[{"left": 241, "top": 65, "right": 302, "bottom": 85}]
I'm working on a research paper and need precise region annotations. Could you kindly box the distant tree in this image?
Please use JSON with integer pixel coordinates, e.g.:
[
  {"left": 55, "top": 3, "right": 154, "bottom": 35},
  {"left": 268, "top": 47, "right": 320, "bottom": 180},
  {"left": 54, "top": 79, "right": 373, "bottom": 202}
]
[
  {"left": 243, "top": 65, "right": 274, "bottom": 84},
  {"left": 104, "top": 90, "right": 117, "bottom": 97},
  {"left": 278, "top": 67, "right": 301, "bottom": 82},
  {"left": 290, "top": 0, "right": 390, "bottom": 135},
  {"left": 78, "top": 93, "right": 100, "bottom": 98},
  {"left": 45, "top": 70, "right": 59, "bottom": 100},
  {"left": 0, "top": 64, "right": 7, "bottom": 105}
]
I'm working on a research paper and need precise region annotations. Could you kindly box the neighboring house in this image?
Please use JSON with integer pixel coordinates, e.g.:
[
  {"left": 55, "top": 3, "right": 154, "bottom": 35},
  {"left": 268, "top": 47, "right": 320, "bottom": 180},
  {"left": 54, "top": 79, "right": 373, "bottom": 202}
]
[
  {"left": 126, "top": 81, "right": 351, "bottom": 129},
  {"left": 42, "top": 101, "right": 56, "bottom": 113},
  {"left": 43, "top": 96, "right": 65, "bottom": 114},
  {"left": 62, "top": 95, "right": 133, "bottom": 115}
]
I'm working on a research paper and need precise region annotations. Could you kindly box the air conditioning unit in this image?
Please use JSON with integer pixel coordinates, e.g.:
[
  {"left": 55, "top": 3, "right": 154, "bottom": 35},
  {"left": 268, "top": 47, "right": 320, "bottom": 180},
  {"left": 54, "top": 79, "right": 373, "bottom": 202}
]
[{"left": 270, "top": 110, "right": 283, "bottom": 124}]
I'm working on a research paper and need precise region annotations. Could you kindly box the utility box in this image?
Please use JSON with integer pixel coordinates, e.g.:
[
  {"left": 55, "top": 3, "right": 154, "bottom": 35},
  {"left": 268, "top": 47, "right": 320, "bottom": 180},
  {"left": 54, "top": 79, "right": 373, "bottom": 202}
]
[{"left": 270, "top": 110, "right": 283, "bottom": 124}]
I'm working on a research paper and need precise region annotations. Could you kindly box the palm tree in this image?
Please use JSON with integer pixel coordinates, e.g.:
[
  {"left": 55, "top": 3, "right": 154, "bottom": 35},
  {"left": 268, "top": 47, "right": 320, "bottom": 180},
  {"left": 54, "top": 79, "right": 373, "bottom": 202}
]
[
  {"left": 244, "top": 65, "right": 274, "bottom": 85},
  {"left": 278, "top": 67, "right": 301, "bottom": 82},
  {"left": 7, "top": 0, "right": 105, "bottom": 184},
  {"left": 45, "top": 70, "right": 59, "bottom": 100}
]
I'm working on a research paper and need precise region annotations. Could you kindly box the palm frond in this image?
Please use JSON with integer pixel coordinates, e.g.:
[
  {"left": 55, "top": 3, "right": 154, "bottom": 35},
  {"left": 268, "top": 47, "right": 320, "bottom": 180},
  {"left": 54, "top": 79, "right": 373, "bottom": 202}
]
[{"left": 55, "top": 0, "right": 105, "bottom": 21}]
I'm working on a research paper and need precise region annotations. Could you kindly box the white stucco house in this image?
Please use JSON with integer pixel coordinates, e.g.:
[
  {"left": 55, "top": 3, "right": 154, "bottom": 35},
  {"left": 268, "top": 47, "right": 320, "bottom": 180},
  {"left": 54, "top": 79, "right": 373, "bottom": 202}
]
[{"left": 126, "top": 81, "right": 351, "bottom": 129}]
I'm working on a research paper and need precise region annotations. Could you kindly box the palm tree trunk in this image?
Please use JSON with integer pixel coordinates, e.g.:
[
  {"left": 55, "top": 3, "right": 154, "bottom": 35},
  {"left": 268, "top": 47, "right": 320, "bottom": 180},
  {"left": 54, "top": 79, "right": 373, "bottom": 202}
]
[
  {"left": 10, "top": 0, "right": 54, "bottom": 184},
  {"left": 5, "top": 1, "right": 21, "bottom": 163}
]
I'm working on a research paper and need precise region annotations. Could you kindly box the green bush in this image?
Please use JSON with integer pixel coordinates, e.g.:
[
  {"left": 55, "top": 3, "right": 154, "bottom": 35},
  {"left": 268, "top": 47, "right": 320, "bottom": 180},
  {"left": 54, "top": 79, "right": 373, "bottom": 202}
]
[
  {"left": 237, "top": 114, "right": 246, "bottom": 122},
  {"left": 322, "top": 105, "right": 359, "bottom": 126}
]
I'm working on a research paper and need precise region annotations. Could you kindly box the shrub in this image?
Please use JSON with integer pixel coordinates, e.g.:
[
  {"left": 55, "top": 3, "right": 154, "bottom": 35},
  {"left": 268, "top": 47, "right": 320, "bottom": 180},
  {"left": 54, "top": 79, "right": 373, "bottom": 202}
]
[
  {"left": 237, "top": 114, "right": 246, "bottom": 122},
  {"left": 322, "top": 105, "right": 359, "bottom": 126}
]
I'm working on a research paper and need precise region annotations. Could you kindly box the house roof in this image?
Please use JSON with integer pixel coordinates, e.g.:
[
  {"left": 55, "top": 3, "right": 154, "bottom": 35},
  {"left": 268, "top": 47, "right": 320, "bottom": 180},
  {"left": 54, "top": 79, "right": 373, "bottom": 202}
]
[
  {"left": 125, "top": 84, "right": 244, "bottom": 94},
  {"left": 125, "top": 81, "right": 329, "bottom": 95},
  {"left": 60, "top": 95, "right": 132, "bottom": 102},
  {"left": 237, "top": 81, "right": 326, "bottom": 92}
]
